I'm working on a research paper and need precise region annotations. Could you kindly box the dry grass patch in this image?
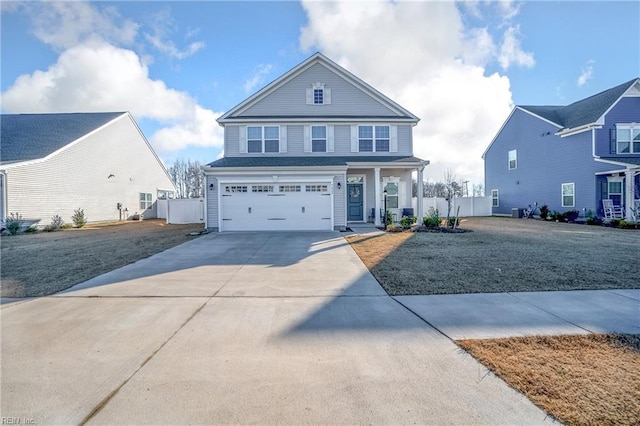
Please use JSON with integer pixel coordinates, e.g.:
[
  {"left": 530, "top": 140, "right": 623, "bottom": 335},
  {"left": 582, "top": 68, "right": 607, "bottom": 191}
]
[
  {"left": 458, "top": 334, "right": 640, "bottom": 426},
  {"left": 346, "top": 232, "right": 413, "bottom": 269},
  {"left": 1, "top": 220, "right": 204, "bottom": 297}
]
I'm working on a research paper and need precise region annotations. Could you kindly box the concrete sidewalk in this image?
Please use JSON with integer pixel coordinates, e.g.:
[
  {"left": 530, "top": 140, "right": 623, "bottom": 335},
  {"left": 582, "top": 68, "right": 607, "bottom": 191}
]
[
  {"left": 2, "top": 231, "right": 634, "bottom": 424},
  {"left": 396, "top": 289, "right": 639, "bottom": 340}
]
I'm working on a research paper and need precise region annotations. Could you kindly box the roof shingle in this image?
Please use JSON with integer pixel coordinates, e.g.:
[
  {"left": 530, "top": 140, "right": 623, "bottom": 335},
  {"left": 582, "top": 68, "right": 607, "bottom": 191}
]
[{"left": 1, "top": 112, "right": 125, "bottom": 164}]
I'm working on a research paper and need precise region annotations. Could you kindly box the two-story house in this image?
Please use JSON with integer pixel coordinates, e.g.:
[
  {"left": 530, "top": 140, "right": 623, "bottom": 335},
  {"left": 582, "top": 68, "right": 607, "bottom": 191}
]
[
  {"left": 203, "top": 53, "right": 428, "bottom": 232},
  {"left": 483, "top": 78, "right": 640, "bottom": 220}
]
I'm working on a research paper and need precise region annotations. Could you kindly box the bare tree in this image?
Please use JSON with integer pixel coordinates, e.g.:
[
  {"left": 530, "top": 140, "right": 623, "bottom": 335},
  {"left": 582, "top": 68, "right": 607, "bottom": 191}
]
[{"left": 169, "top": 158, "right": 204, "bottom": 198}]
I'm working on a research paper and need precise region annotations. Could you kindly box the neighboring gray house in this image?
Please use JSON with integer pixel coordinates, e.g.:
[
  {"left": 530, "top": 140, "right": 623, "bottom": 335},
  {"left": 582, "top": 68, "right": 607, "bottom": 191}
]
[
  {"left": 203, "top": 53, "right": 428, "bottom": 231},
  {"left": 0, "top": 112, "right": 176, "bottom": 227},
  {"left": 484, "top": 78, "right": 640, "bottom": 220}
]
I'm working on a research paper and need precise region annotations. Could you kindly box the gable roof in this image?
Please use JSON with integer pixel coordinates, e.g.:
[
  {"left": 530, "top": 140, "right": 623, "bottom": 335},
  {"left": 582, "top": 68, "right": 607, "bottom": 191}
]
[
  {"left": 519, "top": 78, "right": 639, "bottom": 131},
  {"left": 1, "top": 112, "right": 125, "bottom": 165},
  {"left": 217, "top": 52, "right": 419, "bottom": 123}
]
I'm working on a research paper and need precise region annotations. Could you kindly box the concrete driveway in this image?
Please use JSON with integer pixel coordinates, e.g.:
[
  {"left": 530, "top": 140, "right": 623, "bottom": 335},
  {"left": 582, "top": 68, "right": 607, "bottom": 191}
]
[{"left": 1, "top": 232, "right": 549, "bottom": 425}]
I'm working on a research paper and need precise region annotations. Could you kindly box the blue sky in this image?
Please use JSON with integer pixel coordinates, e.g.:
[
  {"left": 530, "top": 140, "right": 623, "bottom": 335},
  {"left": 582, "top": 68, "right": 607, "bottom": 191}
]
[{"left": 1, "top": 1, "right": 638, "bottom": 187}]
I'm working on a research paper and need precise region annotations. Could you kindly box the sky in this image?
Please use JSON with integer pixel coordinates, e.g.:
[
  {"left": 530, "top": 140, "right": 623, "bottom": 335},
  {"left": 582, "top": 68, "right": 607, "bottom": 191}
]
[{"left": 1, "top": 1, "right": 639, "bottom": 189}]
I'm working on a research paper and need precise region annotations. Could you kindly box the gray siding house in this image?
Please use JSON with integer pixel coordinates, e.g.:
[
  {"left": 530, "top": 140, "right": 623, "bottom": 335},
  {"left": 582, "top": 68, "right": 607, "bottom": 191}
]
[
  {"left": 203, "top": 53, "right": 428, "bottom": 231},
  {"left": 484, "top": 78, "right": 640, "bottom": 220},
  {"left": 0, "top": 112, "right": 176, "bottom": 227}
]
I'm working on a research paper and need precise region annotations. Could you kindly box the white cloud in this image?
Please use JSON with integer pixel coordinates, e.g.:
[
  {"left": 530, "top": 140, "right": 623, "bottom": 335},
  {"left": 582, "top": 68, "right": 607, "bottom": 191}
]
[
  {"left": 244, "top": 64, "right": 274, "bottom": 93},
  {"left": 14, "top": 1, "right": 138, "bottom": 51},
  {"left": 300, "top": 0, "right": 514, "bottom": 186},
  {"left": 498, "top": 25, "right": 535, "bottom": 70},
  {"left": 143, "top": 7, "right": 205, "bottom": 60},
  {"left": 1, "top": 41, "right": 223, "bottom": 152},
  {"left": 577, "top": 60, "right": 595, "bottom": 87}
]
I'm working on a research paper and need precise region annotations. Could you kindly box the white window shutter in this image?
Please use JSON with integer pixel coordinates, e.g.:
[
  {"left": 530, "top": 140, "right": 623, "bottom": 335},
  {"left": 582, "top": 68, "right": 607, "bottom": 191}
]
[
  {"left": 324, "top": 88, "right": 331, "bottom": 104},
  {"left": 306, "top": 88, "right": 313, "bottom": 105},
  {"left": 351, "top": 125, "right": 358, "bottom": 152},
  {"left": 390, "top": 125, "right": 398, "bottom": 152},
  {"left": 303, "top": 125, "right": 311, "bottom": 152},
  {"left": 327, "top": 125, "right": 334, "bottom": 152},
  {"left": 280, "top": 125, "right": 287, "bottom": 153},
  {"left": 239, "top": 125, "right": 247, "bottom": 153}
]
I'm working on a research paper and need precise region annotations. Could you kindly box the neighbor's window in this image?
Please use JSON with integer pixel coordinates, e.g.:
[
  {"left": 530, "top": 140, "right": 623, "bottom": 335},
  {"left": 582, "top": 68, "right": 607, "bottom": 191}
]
[
  {"left": 607, "top": 179, "right": 623, "bottom": 205},
  {"left": 139, "top": 193, "right": 152, "bottom": 210},
  {"left": 358, "top": 125, "right": 390, "bottom": 152},
  {"left": 616, "top": 125, "right": 640, "bottom": 154},
  {"left": 491, "top": 189, "right": 499, "bottom": 207},
  {"left": 247, "top": 126, "right": 279, "bottom": 153},
  {"left": 383, "top": 181, "right": 399, "bottom": 209},
  {"left": 508, "top": 149, "right": 517, "bottom": 170},
  {"left": 314, "top": 88, "right": 324, "bottom": 105},
  {"left": 561, "top": 183, "right": 575, "bottom": 207},
  {"left": 311, "top": 125, "right": 327, "bottom": 152}
]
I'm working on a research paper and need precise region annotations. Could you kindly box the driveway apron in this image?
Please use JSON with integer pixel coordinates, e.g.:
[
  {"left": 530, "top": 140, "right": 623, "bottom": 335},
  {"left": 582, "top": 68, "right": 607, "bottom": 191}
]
[{"left": 1, "top": 232, "right": 548, "bottom": 425}]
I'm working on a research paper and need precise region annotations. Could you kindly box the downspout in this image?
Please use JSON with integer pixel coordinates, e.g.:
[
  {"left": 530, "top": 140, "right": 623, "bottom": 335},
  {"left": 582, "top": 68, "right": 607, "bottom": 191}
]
[{"left": 0, "top": 170, "right": 6, "bottom": 221}]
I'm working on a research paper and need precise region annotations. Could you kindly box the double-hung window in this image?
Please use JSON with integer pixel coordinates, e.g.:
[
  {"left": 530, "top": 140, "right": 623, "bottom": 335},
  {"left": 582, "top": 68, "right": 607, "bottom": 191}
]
[
  {"left": 358, "top": 125, "right": 390, "bottom": 152},
  {"left": 616, "top": 125, "right": 640, "bottom": 154},
  {"left": 561, "top": 183, "right": 575, "bottom": 207},
  {"left": 508, "top": 150, "right": 517, "bottom": 170},
  {"left": 139, "top": 193, "right": 152, "bottom": 210},
  {"left": 607, "top": 178, "right": 623, "bottom": 205},
  {"left": 491, "top": 189, "right": 499, "bottom": 207},
  {"left": 311, "top": 125, "right": 327, "bottom": 152},
  {"left": 247, "top": 126, "right": 279, "bottom": 153},
  {"left": 383, "top": 181, "right": 399, "bottom": 208}
]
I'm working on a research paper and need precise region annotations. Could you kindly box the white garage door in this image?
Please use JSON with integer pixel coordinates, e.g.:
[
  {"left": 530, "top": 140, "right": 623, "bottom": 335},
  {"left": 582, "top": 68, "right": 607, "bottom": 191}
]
[{"left": 220, "top": 183, "right": 332, "bottom": 231}]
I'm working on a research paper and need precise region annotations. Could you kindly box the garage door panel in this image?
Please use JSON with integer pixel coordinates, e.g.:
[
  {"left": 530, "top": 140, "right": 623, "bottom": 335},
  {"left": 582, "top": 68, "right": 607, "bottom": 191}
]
[{"left": 220, "top": 183, "right": 332, "bottom": 231}]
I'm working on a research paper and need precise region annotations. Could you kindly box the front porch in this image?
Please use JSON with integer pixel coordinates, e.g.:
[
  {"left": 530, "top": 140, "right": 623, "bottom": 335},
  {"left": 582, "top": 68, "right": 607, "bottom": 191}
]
[
  {"left": 344, "top": 159, "right": 427, "bottom": 227},
  {"left": 596, "top": 166, "right": 640, "bottom": 221}
]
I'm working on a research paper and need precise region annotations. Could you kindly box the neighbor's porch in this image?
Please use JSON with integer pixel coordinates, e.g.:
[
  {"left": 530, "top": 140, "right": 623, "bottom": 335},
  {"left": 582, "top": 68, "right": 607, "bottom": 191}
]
[{"left": 596, "top": 168, "right": 640, "bottom": 221}]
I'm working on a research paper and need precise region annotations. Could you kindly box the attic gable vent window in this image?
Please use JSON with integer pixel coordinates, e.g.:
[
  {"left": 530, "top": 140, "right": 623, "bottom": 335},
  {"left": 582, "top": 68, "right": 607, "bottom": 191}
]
[{"left": 306, "top": 83, "right": 331, "bottom": 105}]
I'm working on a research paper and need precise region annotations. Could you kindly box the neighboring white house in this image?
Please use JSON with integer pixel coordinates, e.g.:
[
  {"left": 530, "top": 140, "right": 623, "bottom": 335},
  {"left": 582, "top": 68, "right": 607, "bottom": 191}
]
[
  {"left": 203, "top": 53, "right": 429, "bottom": 232},
  {"left": 0, "top": 112, "right": 176, "bottom": 227}
]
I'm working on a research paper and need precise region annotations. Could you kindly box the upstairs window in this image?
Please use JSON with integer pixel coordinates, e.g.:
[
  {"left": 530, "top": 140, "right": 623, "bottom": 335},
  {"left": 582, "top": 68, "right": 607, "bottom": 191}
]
[
  {"left": 359, "top": 125, "right": 390, "bottom": 152},
  {"left": 306, "top": 83, "right": 331, "bottom": 105},
  {"left": 508, "top": 149, "right": 517, "bottom": 169},
  {"left": 311, "top": 126, "right": 327, "bottom": 152},
  {"left": 616, "top": 125, "right": 640, "bottom": 154},
  {"left": 247, "top": 126, "right": 279, "bottom": 153},
  {"left": 313, "top": 88, "right": 324, "bottom": 105}
]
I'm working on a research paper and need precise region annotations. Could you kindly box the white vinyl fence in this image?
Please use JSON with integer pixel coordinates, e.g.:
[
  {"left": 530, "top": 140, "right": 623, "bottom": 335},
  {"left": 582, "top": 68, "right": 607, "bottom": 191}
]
[
  {"left": 157, "top": 198, "right": 204, "bottom": 224},
  {"left": 412, "top": 197, "right": 492, "bottom": 218}
]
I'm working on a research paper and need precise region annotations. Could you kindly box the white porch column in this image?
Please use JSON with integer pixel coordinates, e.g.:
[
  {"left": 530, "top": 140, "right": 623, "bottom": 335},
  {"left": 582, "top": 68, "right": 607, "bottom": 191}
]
[
  {"left": 374, "top": 167, "right": 381, "bottom": 226},
  {"left": 417, "top": 166, "right": 424, "bottom": 223},
  {"left": 625, "top": 169, "right": 634, "bottom": 220}
]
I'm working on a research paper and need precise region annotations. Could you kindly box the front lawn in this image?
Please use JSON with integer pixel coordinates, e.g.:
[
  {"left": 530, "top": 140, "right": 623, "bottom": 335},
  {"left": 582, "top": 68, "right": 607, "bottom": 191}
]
[{"left": 347, "top": 217, "right": 639, "bottom": 296}]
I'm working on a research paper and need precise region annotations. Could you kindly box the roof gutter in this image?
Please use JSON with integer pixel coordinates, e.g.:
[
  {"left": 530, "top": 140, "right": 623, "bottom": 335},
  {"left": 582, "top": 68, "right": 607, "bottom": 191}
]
[{"left": 556, "top": 123, "right": 600, "bottom": 137}]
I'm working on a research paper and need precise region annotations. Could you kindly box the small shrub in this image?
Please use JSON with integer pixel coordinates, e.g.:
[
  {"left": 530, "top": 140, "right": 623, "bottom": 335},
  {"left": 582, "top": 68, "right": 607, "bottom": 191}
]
[
  {"left": 386, "top": 224, "right": 403, "bottom": 232},
  {"left": 448, "top": 216, "right": 459, "bottom": 228},
  {"left": 71, "top": 208, "right": 87, "bottom": 228},
  {"left": 586, "top": 216, "right": 603, "bottom": 226},
  {"left": 4, "top": 212, "right": 24, "bottom": 235},
  {"left": 617, "top": 220, "right": 638, "bottom": 229},
  {"left": 539, "top": 205, "right": 549, "bottom": 220},
  {"left": 550, "top": 210, "right": 563, "bottom": 221},
  {"left": 609, "top": 219, "right": 620, "bottom": 228},
  {"left": 423, "top": 208, "right": 441, "bottom": 228},
  {"left": 385, "top": 210, "right": 393, "bottom": 225},
  {"left": 44, "top": 215, "right": 65, "bottom": 232},
  {"left": 24, "top": 226, "right": 39, "bottom": 234},
  {"left": 563, "top": 210, "right": 580, "bottom": 222},
  {"left": 400, "top": 215, "right": 417, "bottom": 229}
]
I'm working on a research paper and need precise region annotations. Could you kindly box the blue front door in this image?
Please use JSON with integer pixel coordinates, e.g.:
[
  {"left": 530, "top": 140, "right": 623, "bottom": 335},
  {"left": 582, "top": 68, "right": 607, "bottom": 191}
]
[{"left": 347, "top": 183, "right": 363, "bottom": 221}]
